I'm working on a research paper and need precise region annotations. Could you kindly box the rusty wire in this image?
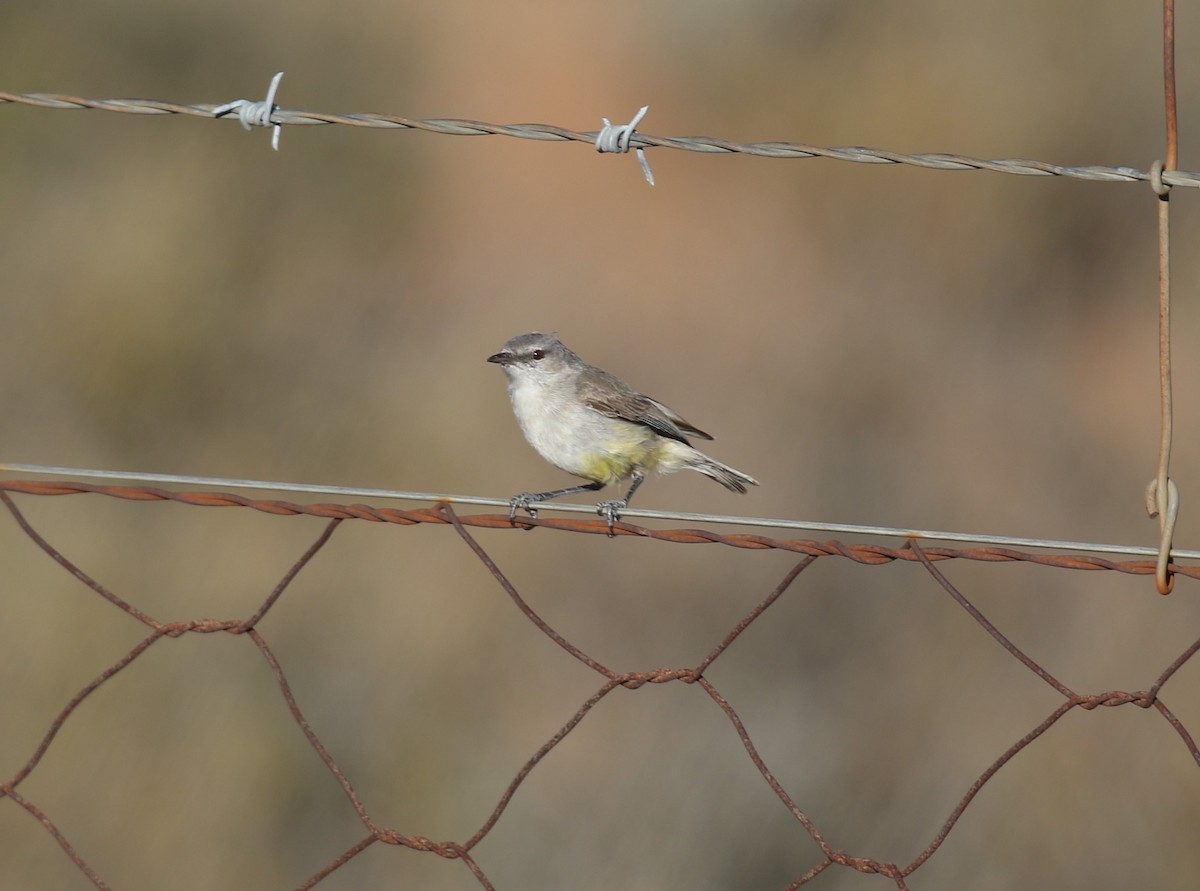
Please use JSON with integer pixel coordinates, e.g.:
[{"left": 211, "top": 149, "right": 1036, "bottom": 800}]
[
  {"left": 0, "top": 484, "right": 1197, "bottom": 890},
  {"left": 1145, "top": 0, "right": 1181, "bottom": 594},
  {"left": 2, "top": 477, "right": 1198, "bottom": 578},
  {"left": 3, "top": 86, "right": 1200, "bottom": 188},
  {"left": 8, "top": 461, "right": 1200, "bottom": 562}
]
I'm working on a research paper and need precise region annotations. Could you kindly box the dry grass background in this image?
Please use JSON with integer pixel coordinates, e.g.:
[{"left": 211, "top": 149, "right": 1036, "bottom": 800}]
[{"left": 2, "top": 1, "right": 1199, "bottom": 888}]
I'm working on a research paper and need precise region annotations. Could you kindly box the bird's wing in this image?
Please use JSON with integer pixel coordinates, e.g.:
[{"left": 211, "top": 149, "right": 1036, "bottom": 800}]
[{"left": 577, "top": 367, "right": 714, "bottom": 444}]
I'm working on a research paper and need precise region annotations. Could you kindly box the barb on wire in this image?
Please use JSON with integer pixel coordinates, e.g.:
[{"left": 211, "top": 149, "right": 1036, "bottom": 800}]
[
  {"left": 595, "top": 105, "right": 655, "bottom": 184},
  {"left": 4, "top": 87, "right": 1200, "bottom": 187},
  {"left": 212, "top": 70, "right": 285, "bottom": 150}
]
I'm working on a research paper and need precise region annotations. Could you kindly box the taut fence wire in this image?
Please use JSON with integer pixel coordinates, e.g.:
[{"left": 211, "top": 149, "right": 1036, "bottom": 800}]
[
  {"left": 5, "top": 462, "right": 1200, "bottom": 562},
  {"left": 3, "top": 86, "right": 1200, "bottom": 188},
  {"left": 1, "top": 473, "right": 1199, "bottom": 576}
]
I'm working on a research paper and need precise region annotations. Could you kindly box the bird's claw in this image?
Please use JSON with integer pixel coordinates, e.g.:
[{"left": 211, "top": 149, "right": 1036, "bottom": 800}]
[
  {"left": 507, "top": 493, "right": 540, "bottom": 526},
  {"left": 595, "top": 499, "right": 628, "bottom": 537}
]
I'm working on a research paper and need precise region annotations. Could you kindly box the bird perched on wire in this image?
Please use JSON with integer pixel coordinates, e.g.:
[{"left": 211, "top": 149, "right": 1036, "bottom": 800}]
[{"left": 487, "top": 332, "right": 758, "bottom": 533}]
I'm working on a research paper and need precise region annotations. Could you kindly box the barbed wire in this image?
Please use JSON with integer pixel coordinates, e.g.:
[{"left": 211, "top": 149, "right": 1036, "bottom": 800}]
[
  {"left": 0, "top": 484, "right": 1195, "bottom": 891},
  {"left": 2, "top": 86, "right": 1199, "bottom": 188}
]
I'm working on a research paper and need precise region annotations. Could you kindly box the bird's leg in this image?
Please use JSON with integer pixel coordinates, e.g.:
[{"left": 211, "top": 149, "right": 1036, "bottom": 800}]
[
  {"left": 596, "top": 470, "right": 645, "bottom": 536},
  {"left": 509, "top": 480, "right": 605, "bottom": 522}
]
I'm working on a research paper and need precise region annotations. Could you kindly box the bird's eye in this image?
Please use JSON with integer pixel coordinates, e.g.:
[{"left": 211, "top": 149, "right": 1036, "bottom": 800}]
[{"left": 531, "top": 349, "right": 545, "bottom": 360}]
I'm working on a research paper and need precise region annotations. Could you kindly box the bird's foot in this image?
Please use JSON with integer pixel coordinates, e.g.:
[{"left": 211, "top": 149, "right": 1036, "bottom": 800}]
[
  {"left": 595, "top": 499, "right": 628, "bottom": 537},
  {"left": 508, "top": 493, "right": 543, "bottom": 525}
]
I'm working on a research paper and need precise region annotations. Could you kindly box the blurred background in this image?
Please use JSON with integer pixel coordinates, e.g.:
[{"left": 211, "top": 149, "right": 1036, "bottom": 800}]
[{"left": 2, "top": 0, "right": 1199, "bottom": 888}]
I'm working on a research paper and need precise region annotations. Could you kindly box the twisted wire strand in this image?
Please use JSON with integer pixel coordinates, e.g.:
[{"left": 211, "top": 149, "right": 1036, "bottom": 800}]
[
  {"left": 3, "top": 89, "right": 1199, "bottom": 187},
  {"left": 2, "top": 464, "right": 1196, "bottom": 562},
  {"left": 1, "top": 477, "right": 1196, "bottom": 580}
]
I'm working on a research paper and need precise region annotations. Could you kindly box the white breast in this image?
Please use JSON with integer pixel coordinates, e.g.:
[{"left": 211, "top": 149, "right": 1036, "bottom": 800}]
[{"left": 507, "top": 375, "right": 593, "bottom": 475}]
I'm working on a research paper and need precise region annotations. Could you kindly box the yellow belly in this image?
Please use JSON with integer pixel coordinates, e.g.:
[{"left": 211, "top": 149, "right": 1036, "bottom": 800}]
[{"left": 580, "top": 436, "right": 661, "bottom": 485}]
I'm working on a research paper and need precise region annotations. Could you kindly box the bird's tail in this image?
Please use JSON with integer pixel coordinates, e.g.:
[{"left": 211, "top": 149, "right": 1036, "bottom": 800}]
[{"left": 689, "top": 452, "right": 759, "bottom": 494}]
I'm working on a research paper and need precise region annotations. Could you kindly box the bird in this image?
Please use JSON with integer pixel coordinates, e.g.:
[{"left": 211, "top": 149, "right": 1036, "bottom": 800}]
[{"left": 487, "top": 332, "right": 758, "bottom": 532}]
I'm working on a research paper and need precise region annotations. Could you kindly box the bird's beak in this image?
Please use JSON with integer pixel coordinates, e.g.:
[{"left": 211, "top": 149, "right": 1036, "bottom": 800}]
[{"left": 487, "top": 351, "right": 513, "bottom": 365}]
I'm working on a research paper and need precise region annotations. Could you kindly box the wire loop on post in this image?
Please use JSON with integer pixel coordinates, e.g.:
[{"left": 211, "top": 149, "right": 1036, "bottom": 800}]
[
  {"left": 213, "top": 71, "right": 285, "bottom": 151},
  {"left": 1149, "top": 158, "right": 1171, "bottom": 196},
  {"left": 1145, "top": 477, "right": 1179, "bottom": 593},
  {"left": 595, "top": 105, "right": 655, "bottom": 185}
]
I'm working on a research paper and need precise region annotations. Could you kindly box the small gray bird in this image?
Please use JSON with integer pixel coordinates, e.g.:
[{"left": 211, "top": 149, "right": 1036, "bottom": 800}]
[{"left": 487, "top": 332, "right": 758, "bottom": 531}]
